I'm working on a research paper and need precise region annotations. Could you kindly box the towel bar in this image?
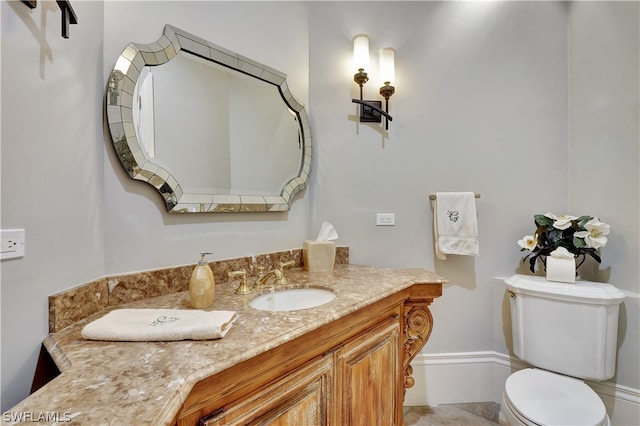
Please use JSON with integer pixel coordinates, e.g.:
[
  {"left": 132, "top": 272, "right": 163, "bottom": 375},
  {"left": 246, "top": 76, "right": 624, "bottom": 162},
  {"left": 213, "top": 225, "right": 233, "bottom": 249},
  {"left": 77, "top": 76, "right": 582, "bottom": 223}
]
[{"left": 429, "top": 193, "right": 480, "bottom": 200}]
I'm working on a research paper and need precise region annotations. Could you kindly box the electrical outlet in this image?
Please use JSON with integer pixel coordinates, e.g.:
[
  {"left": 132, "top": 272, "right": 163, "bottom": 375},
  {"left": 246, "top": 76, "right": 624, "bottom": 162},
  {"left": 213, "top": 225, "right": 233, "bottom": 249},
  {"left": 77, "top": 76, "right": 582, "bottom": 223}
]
[
  {"left": 1, "top": 229, "right": 25, "bottom": 260},
  {"left": 376, "top": 213, "right": 395, "bottom": 226},
  {"left": 1, "top": 238, "right": 17, "bottom": 252}
]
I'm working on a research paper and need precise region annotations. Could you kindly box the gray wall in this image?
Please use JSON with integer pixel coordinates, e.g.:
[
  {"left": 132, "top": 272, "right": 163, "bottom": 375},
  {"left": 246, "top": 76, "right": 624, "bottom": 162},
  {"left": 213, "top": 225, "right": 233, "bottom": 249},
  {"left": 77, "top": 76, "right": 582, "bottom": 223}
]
[
  {"left": 2, "top": 0, "right": 638, "bottom": 412},
  {"left": 308, "top": 1, "right": 570, "bottom": 357},
  {"left": 308, "top": 1, "right": 638, "bottom": 390},
  {"left": 568, "top": 1, "right": 640, "bottom": 386},
  {"left": 1, "top": 0, "right": 106, "bottom": 410}
]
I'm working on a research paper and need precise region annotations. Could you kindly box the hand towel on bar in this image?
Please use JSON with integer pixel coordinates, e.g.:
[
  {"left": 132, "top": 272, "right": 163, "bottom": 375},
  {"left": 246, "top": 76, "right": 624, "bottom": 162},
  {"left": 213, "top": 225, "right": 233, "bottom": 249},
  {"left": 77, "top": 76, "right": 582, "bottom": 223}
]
[
  {"left": 434, "top": 192, "right": 479, "bottom": 260},
  {"left": 81, "top": 309, "right": 237, "bottom": 341}
]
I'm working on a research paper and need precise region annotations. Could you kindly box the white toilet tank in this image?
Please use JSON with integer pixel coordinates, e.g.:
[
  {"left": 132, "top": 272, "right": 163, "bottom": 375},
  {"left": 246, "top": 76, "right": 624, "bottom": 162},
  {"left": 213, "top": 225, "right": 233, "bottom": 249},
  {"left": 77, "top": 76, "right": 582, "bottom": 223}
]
[{"left": 506, "top": 274, "right": 625, "bottom": 381}]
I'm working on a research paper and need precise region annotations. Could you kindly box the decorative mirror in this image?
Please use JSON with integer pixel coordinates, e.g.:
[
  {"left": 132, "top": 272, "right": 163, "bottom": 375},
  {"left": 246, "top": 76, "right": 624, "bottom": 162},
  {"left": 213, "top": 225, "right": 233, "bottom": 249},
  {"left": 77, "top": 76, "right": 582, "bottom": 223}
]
[{"left": 106, "top": 25, "right": 311, "bottom": 213}]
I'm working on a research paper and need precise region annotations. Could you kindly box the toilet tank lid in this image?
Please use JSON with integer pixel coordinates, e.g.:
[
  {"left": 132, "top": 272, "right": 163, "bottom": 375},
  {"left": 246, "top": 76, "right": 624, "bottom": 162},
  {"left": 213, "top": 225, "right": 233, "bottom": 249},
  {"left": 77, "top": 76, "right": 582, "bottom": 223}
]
[{"left": 506, "top": 274, "right": 625, "bottom": 305}]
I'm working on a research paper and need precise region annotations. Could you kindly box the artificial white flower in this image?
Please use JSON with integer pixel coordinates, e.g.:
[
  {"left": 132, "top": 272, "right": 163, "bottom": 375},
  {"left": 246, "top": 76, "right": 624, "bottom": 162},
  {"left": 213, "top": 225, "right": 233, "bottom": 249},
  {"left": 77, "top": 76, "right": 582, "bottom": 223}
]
[
  {"left": 517, "top": 235, "right": 537, "bottom": 251},
  {"left": 544, "top": 212, "right": 578, "bottom": 230},
  {"left": 575, "top": 218, "right": 610, "bottom": 249}
]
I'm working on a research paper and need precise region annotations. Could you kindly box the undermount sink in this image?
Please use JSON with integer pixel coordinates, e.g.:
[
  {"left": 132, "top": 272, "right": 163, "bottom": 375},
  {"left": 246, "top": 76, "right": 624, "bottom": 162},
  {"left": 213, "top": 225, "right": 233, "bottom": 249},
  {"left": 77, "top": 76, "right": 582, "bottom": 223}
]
[{"left": 249, "top": 286, "right": 336, "bottom": 312}]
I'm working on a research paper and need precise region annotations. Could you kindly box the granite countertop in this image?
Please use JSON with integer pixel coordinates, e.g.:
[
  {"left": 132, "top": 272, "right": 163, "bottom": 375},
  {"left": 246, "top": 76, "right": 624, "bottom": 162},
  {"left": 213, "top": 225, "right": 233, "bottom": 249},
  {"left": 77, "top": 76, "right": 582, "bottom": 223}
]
[{"left": 4, "top": 265, "right": 444, "bottom": 426}]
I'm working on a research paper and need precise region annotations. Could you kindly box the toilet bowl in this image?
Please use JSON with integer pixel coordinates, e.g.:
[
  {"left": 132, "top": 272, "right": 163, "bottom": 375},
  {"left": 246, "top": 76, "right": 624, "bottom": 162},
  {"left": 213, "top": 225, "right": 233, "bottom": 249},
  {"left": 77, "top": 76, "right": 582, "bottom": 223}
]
[{"left": 502, "top": 368, "right": 609, "bottom": 426}]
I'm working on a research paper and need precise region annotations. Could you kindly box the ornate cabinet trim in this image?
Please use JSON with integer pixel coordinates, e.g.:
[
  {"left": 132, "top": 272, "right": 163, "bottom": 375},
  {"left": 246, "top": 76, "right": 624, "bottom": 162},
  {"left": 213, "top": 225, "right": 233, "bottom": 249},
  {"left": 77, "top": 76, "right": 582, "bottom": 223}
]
[{"left": 401, "top": 284, "right": 441, "bottom": 396}]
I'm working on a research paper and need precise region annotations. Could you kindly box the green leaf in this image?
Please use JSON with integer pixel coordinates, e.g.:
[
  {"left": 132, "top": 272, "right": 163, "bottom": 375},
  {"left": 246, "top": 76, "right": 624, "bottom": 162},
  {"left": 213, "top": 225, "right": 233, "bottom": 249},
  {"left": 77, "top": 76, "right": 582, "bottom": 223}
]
[
  {"left": 547, "top": 230, "right": 563, "bottom": 245},
  {"left": 573, "top": 236, "right": 587, "bottom": 248},
  {"left": 575, "top": 216, "right": 593, "bottom": 229},
  {"left": 534, "top": 215, "right": 554, "bottom": 227}
]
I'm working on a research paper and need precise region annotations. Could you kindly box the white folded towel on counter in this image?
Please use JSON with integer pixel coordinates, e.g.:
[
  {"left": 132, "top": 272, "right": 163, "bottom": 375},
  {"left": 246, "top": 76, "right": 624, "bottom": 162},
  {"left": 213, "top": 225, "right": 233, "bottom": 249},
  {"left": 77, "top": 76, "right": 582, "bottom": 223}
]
[
  {"left": 81, "top": 309, "right": 237, "bottom": 341},
  {"left": 434, "top": 192, "right": 479, "bottom": 260}
]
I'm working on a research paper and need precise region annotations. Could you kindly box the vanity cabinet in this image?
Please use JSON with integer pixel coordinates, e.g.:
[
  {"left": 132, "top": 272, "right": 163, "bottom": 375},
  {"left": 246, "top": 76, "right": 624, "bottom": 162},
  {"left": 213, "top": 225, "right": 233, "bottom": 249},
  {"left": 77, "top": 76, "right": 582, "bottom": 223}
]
[
  {"left": 175, "top": 284, "right": 438, "bottom": 426},
  {"left": 335, "top": 315, "right": 401, "bottom": 425},
  {"left": 5, "top": 265, "right": 443, "bottom": 425}
]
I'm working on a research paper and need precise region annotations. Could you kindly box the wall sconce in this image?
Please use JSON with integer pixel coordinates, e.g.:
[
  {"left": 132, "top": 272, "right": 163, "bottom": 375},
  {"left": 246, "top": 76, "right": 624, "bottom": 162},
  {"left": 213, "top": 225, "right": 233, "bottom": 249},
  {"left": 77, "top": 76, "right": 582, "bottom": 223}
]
[
  {"left": 22, "top": 0, "right": 78, "bottom": 39},
  {"left": 351, "top": 34, "right": 395, "bottom": 130}
]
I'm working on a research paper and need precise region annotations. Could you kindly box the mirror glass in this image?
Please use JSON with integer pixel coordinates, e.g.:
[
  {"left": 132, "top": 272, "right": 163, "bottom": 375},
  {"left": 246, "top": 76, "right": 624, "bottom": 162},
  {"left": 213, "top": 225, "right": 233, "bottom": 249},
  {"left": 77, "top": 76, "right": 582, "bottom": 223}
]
[{"left": 106, "top": 25, "right": 311, "bottom": 213}]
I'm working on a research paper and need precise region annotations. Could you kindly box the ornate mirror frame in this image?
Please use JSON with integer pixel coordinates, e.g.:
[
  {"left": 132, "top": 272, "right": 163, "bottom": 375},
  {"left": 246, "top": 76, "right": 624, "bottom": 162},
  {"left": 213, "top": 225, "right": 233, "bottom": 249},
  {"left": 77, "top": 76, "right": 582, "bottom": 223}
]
[{"left": 106, "top": 25, "right": 312, "bottom": 213}]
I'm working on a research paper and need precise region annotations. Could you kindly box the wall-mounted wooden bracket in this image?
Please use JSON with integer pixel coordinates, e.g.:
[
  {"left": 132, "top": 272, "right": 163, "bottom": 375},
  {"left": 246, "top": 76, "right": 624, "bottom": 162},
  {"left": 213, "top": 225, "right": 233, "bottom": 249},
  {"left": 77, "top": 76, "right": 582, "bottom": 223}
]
[
  {"left": 21, "top": 0, "right": 78, "bottom": 39},
  {"left": 401, "top": 284, "right": 441, "bottom": 399}
]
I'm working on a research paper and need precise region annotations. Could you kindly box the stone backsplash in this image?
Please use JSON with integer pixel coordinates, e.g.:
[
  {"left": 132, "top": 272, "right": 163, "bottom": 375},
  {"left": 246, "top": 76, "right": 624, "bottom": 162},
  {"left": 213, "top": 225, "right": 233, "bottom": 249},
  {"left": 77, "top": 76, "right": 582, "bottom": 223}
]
[{"left": 49, "top": 247, "right": 349, "bottom": 332}]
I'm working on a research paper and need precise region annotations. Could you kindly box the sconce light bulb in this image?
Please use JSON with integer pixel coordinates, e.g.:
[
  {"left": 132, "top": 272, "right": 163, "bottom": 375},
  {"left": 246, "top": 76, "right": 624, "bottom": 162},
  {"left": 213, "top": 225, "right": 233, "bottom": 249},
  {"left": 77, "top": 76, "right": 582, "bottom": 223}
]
[
  {"left": 379, "top": 47, "right": 395, "bottom": 86},
  {"left": 353, "top": 34, "right": 370, "bottom": 72}
]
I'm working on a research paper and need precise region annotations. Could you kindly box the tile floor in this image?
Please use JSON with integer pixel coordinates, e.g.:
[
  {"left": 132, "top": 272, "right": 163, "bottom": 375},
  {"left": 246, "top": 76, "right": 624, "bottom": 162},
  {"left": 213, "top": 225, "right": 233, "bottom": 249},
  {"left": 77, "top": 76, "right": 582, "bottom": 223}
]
[{"left": 404, "top": 402, "right": 502, "bottom": 425}]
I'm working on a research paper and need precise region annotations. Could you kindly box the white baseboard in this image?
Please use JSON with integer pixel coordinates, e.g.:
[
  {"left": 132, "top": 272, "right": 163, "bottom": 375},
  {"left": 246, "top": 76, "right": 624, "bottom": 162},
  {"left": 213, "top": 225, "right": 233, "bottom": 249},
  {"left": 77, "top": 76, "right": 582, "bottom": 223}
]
[{"left": 405, "top": 351, "right": 640, "bottom": 426}]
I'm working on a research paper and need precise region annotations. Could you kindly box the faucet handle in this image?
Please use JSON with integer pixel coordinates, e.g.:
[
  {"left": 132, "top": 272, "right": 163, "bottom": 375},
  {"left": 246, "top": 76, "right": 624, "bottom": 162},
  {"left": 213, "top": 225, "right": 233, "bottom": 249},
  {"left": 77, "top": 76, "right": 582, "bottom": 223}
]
[
  {"left": 228, "top": 269, "right": 251, "bottom": 295},
  {"left": 255, "top": 266, "right": 267, "bottom": 287},
  {"left": 277, "top": 260, "right": 296, "bottom": 285},
  {"left": 280, "top": 260, "right": 295, "bottom": 270}
]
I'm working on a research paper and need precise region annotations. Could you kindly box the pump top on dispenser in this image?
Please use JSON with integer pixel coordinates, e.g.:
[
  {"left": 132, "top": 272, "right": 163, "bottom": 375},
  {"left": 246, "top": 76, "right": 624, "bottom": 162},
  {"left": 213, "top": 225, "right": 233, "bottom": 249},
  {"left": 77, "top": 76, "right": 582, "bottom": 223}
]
[{"left": 190, "top": 252, "right": 215, "bottom": 309}]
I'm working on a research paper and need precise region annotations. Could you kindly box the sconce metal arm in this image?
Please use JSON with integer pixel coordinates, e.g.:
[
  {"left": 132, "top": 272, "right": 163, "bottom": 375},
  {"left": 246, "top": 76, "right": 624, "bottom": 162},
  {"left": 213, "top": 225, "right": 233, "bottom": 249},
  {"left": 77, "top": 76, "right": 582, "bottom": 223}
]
[
  {"left": 351, "top": 99, "right": 393, "bottom": 122},
  {"left": 22, "top": 0, "right": 78, "bottom": 38}
]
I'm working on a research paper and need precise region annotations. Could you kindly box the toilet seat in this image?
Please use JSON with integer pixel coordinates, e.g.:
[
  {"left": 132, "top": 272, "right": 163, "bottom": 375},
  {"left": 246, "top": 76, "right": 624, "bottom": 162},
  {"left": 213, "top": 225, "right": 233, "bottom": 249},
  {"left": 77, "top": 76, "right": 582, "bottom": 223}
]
[{"left": 504, "top": 368, "right": 608, "bottom": 426}]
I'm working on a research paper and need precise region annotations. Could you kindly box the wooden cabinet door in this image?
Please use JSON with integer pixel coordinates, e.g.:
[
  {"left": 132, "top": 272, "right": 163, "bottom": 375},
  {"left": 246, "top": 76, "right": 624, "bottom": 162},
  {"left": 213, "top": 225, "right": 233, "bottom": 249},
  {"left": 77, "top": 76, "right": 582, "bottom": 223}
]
[
  {"left": 198, "top": 355, "right": 333, "bottom": 426},
  {"left": 335, "top": 316, "right": 401, "bottom": 426}
]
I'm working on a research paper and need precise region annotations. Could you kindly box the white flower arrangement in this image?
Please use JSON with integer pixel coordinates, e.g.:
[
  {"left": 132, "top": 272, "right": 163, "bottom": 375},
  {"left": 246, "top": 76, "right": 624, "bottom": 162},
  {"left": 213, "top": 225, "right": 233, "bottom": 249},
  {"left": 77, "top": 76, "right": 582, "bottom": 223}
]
[{"left": 518, "top": 213, "right": 610, "bottom": 273}]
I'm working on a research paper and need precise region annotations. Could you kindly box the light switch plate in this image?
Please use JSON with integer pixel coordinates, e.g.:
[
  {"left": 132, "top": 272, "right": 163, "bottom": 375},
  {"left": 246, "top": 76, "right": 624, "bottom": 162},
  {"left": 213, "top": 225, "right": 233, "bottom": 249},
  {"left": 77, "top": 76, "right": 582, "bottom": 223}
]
[{"left": 376, "top": 213, "right": 395, "bottom": 226}]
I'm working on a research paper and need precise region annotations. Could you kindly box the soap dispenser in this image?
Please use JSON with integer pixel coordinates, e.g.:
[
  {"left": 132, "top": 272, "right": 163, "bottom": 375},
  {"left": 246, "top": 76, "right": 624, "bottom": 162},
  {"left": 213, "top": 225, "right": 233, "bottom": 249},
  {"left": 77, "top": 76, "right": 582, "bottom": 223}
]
[{"left": 190, "top": 252, "right": 215, "bottom": 309}]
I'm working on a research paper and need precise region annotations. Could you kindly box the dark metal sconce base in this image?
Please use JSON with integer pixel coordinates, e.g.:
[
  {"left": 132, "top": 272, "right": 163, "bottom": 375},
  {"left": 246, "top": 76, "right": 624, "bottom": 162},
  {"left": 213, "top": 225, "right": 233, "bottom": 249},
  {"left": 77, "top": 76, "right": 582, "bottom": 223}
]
[
  {"left": 359, "top": 100, "right": 383, "bottom": 123},
  {"left": 352, "top": 99, "right": 393, "bottom": 124}
]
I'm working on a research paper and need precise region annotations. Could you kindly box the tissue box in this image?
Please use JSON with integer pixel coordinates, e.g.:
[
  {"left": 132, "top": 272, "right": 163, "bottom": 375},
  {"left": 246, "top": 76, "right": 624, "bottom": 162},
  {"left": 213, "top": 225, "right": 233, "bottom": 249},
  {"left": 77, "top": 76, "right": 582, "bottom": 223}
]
[
  {"left": 546, "top": 256, "right": 576, "bottom": 283},
  {"left": 303, "top": 241, "right": 336, "bottom": 272}
]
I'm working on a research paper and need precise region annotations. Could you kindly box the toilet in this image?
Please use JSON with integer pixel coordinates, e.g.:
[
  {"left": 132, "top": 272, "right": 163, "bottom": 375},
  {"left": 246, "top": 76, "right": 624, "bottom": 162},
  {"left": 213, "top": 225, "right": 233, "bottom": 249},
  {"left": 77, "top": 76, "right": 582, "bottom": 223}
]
[{"left": 502, "top": 274, "right": 625, "bottom": 426}]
